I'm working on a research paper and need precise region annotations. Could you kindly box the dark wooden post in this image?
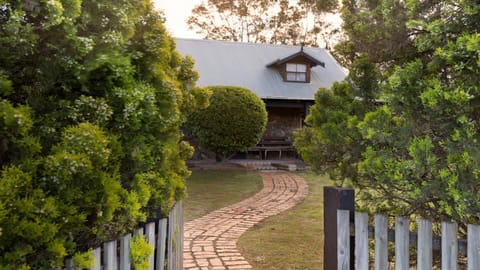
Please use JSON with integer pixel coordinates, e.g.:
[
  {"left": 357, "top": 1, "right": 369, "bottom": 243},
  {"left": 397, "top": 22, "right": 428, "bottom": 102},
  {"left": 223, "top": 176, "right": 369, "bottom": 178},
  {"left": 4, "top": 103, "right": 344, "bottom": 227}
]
[{"left": 324, "top": 186, "right": 354, "bottom": 270}]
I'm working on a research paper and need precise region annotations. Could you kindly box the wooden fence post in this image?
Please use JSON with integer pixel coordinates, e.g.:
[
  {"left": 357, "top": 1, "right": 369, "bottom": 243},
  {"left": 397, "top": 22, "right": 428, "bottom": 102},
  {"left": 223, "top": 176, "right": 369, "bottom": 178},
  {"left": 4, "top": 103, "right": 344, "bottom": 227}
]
[{"left": 324, "top": 186, "right": 355, "bottom": 270}]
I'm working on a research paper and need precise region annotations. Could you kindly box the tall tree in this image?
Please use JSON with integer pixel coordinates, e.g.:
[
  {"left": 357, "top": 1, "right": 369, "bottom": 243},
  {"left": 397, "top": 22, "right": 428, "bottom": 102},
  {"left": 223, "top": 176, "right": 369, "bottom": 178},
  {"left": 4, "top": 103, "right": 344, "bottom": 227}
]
[
  {"left": 187, "top": 0, "right": 342, "bottom": 47},
  {"left": 187, "top": 0, "right": 270, "bottom": 43},
  {"left": 296, "top": 0, "right": 480, "bottom": 224},
  {"left": 334, "top": 0, "right": 417, "bottom": 70}
]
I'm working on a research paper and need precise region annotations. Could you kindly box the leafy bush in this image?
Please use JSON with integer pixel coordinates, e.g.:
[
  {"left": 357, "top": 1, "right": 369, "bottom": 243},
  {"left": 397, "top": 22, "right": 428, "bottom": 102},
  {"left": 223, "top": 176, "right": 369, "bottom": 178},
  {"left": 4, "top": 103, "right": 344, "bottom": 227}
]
[
  {"left": 186, "top": 86, "right": 267, "bottom": 160},
  {"left": 296, "top": 1, "right": 480, "bottom": 224},
  {"left": 130, "top": 235, "right": 153, "bottom": 270},
  {"left": 0, "top": 0, "right": 205, "bottom": 268}
]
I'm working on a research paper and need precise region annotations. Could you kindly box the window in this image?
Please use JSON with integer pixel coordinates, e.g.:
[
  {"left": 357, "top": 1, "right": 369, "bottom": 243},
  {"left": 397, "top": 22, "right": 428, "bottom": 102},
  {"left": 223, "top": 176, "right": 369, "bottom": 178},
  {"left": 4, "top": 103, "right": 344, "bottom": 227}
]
[{"left": 286, "top": 63, "right": 307, "bottom": 82}]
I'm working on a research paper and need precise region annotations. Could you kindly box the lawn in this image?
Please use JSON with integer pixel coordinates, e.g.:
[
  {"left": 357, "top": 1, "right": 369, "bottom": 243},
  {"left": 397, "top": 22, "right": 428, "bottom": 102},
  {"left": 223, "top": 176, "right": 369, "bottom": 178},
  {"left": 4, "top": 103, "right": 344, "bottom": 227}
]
[
  {"left": 184, "top": 169, "right": 264, "bottom": 221},
  {"left": 237, "top": 171, "right": 332, "bottom": 270}
]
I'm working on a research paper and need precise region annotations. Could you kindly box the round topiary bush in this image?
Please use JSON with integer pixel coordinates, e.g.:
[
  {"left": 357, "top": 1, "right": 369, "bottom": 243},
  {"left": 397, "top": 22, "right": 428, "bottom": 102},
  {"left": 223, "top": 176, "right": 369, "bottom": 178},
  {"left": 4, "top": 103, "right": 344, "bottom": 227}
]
[{"left": 187, "top": 86, "right": 267, "bottom": 160}]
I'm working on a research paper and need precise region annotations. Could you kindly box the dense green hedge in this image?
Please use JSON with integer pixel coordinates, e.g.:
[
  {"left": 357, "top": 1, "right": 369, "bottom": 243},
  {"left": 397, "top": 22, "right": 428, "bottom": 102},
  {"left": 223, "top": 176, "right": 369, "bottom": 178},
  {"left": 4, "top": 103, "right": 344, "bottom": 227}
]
[
  {"left": 0, "top": 0, "right": 207, "bottom": 268},
  {"left": 186, "top": 86, "right": 267, "bottom": 160}
]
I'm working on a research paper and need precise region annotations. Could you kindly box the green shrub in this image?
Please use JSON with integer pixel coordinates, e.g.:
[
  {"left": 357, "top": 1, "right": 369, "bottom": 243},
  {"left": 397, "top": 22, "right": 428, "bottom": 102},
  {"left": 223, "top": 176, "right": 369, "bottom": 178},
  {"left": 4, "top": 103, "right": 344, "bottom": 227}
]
[
  {"left": 72, "top": 249, "right": 96, "bottom": 269},
  {"left": 0, "top": 0, "right": 204, "bottom": 268},
  {"left": 296, "top": 1, "right": 480, "bottom": 225},
  {"left": 130, "top": 235, "right": 153, "bottom": 270},
  {"left": 186, "top": 86, "right": 267, "bottom": 160}
]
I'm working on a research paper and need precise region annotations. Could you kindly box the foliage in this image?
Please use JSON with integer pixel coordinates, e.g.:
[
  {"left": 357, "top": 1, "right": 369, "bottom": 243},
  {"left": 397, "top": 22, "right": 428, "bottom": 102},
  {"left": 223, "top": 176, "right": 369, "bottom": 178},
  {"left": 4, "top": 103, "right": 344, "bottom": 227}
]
[
  {"left": 297, "top": 0, "right": 480, "bottom": 224},
  {"left": 130, "top": 235, "right": 153, "bottom": 270},
  {"left": 187, "top": 0, "right": 341, "bottom": 47},
  {"left": 334, "top": 0, "right": 417, "bottom": 69},
  {"left": 186, "top": 86, "right": 267, "bottom": 160},
  {"left": 0, "top": 0, "right": 204, "bottom": 268},
  {"left": 72, "top": 249, "right": 96, "bottom": 269},
  {"left": 295, "top": 82, "right": 368, "bottom": 184}
]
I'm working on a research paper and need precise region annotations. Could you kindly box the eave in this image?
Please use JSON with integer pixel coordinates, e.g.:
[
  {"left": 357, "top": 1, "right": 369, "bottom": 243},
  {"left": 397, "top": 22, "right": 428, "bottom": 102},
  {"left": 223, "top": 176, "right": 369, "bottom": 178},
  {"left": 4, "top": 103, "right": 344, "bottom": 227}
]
[{"left": 266, "top": 48, "right": 326, "bottom": 68}]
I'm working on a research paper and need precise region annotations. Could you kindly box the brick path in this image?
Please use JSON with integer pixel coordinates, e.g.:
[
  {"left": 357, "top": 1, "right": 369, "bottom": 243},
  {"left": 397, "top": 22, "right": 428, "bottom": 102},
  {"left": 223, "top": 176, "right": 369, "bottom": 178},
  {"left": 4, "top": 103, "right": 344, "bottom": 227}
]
[{"left": 183, "top": 172, "right": 308, "bottom": 270}]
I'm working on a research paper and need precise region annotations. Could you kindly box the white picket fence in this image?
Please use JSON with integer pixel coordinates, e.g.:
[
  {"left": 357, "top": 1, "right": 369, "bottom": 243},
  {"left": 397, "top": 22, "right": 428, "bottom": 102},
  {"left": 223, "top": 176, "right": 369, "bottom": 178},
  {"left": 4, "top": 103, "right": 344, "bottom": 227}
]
[
  {"left": 65, "top": 201, "right": 184, "bottom": 270},
  {"left": 337, "top": 209, "right": 480, "bottom": 270}
]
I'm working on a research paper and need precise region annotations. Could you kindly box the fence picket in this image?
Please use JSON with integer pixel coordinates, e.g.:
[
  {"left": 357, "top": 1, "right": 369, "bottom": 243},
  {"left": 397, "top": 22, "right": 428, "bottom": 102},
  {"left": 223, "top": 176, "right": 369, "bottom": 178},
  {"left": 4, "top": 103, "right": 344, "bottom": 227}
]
[
  {"left": 375, "top": 214, "right": 388, "bottom": 270},
  {"left": 90, "top": 247, "right": 101, "bottom": 270},
  {"left": 135, "top": 227, "right": 144, "bottom": 236},
  {"left": 54, "top": 201, "right": 182, "bottom": 269},
  {"left": 395, "top": 216, "right": 409, "bottom": 270},
  {"left": 65, "top": 258, "right": 74, "bottom": 270},
  {"left": 468, "top": 224, "right": 480, "bottom": 270},
  {"left": 355, "top": 212, "right": 369, "bottom": 270},
  {"left": 177, "top": 202, "right": 184, "bottom": 270},
  {"left": 156, "top": 218, "right": 168, "bottom": 270},
  {"left": 442, "top": 221, "right": 458, "bottom": 270},
  {"left": 155, "top": 218, "right": 167, "bottom": 270},
  {"left": 103, "top": 240, "right": 117, "bottom": 270},
  {"left": 174, "top": 203, "right": 180, "bottom": 270},
  {"left": 337, "top": 209, "right": 350, "bottom": 270},
  {"left": 167, "top": 203, "right": 176, "bottom": 270},
  {"left": 331, "top": 208, "right": 480, "bottom": 270},
  {"left": 120, "top": 233, "right": 131, "bottom": 270},
  {"left": 145, "top": 222, "right": 156, "bottom": 270},
  {"left": 418, "top": 219, "right": 432, "bottom": 270}
]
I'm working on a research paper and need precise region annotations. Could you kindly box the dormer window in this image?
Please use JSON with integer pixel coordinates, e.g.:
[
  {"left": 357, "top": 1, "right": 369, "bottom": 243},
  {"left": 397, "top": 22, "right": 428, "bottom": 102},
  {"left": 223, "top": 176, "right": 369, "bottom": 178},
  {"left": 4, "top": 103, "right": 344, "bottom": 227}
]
[
  {"left": 286, "top": 63, "right": 307, "bottom": 82},
  {"left": 267, "top": 47, "right": 325, "bottom": 84}
]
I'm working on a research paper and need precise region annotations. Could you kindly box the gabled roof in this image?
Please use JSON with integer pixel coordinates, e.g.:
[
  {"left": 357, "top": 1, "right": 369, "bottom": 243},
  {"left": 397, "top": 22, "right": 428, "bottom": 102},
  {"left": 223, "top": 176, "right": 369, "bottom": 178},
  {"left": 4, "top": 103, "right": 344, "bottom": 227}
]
[
  {"left": 267, "top": 47, "right": 325, "bottom": 68},
  {"left": 175, "top": 38, "right": 347, "bottom": 101}
]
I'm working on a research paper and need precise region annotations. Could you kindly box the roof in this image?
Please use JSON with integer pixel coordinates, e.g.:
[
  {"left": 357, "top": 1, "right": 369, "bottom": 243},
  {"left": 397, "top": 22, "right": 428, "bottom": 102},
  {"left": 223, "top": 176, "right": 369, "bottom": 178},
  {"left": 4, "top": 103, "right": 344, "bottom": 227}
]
[
  {"left": 267, "top": 47, "right": 325, "bottom": 68},
  {"left": 175, "top": 38, "right": 347, "bottom": 101}
]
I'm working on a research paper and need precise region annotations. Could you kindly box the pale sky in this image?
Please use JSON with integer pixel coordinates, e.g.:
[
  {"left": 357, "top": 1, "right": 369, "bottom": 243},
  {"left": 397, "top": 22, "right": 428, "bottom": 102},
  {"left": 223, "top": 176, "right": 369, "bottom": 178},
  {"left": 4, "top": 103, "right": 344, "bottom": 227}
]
[
  {"left": 153, "top": 1, "right": 343, "bottom": 47},
  {"left": 153, "top": 0, "right": 203, "bottom": 39}
]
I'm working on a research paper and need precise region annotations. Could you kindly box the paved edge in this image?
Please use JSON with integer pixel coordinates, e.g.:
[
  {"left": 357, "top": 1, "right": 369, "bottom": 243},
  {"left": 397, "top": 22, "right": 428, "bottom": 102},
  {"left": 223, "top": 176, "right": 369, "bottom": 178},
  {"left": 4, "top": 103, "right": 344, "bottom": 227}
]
[{"left": 183, "top": 172, "right": 308, "bottom": 270}]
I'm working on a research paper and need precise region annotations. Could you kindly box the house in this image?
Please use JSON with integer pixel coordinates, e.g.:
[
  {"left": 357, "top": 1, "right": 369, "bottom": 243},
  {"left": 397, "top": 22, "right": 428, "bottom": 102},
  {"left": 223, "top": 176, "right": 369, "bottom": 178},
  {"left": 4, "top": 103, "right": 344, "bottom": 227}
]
[{"left": 176, "top": 38, "right": 347, "bottom": 159}]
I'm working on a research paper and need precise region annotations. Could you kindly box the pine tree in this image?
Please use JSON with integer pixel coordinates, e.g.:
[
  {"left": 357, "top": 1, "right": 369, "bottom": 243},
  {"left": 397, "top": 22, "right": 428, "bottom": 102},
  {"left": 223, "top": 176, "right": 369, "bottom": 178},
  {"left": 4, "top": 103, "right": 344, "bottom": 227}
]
[{"left": 296, "top": 0, "right": 480, "bottom": 223}]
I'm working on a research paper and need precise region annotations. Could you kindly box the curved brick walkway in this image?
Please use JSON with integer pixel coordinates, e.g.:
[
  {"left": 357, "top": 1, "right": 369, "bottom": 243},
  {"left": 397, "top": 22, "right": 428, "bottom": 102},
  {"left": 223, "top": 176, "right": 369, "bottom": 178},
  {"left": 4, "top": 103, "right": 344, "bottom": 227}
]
[{"left": 183, "top": 172, "right": 308, "bottom": 270}]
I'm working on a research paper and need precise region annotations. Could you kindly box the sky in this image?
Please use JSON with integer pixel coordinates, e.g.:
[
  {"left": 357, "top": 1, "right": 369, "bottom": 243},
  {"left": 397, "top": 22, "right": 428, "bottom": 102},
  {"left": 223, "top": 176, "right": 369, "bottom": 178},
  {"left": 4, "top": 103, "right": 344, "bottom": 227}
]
[
  {"left": 153, "top": 1, "right": 343, "bottom": 47},
  {"left": 153, "top": 0, "right": 203, "bottom": 39}
]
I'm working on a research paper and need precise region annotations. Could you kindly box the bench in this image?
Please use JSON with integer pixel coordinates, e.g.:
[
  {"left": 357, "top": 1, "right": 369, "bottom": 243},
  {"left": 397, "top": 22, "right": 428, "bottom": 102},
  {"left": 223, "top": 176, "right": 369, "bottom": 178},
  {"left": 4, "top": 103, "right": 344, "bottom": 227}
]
[
  {"left": 263, "top": 145, "right": 296, "bottom": 160},
  {"left": 249, "top": 137, "right": 297, "bottom": 160}
]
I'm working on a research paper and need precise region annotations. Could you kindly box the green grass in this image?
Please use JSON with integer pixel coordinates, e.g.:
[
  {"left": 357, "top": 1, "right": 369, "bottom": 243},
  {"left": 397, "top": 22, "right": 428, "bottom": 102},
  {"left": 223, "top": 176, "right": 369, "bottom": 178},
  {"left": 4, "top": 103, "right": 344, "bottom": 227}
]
[
  {"left": 237, "top": 171, "right": 332, "bottom": 270},
  {"left": 184, "top": 169, "right": 263, "bottom": 221}
]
